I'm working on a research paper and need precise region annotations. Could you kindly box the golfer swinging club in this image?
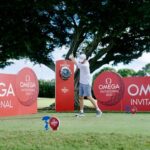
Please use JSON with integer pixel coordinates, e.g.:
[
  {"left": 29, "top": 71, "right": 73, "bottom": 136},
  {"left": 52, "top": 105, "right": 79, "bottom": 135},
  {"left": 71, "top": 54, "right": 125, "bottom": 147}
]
[{"left": 69, "top": 53, "right": 102, "bottom": 117}]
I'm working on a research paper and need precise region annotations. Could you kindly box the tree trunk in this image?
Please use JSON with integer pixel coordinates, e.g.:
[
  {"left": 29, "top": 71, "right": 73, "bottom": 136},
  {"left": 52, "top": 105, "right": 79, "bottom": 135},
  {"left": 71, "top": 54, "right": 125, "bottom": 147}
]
[
  {"left": 44, "top": 61, "right": 55, "bottom": 72},
  {"left": 74, "top": 69, "right": 80, "bottom": 109}
]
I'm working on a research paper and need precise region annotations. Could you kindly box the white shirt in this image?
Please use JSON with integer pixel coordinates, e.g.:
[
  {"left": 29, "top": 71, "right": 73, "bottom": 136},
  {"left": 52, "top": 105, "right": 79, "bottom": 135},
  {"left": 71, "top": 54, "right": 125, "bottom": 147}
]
[{"left": 77, "top": 61, "right": 91, "bottom": 85}]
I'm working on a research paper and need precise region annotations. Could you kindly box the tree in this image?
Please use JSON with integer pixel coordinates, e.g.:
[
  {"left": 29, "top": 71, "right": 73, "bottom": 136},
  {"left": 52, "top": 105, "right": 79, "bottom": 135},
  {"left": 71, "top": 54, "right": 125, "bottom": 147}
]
[
  {"left": 0, "top": 0, "right": 150, "bottom": 71},
  {"left": 63, "top": 0, "right": 150, "bottom": 73},
  {"left": 92, "top": 64, "right": 149, "bottom": 80},
  {"left": 134, "top": 70, "right": 146, "bottom": 76},
  {"left": 142, "top": 63, "right": 150, "bottom": 75},
  {"left": 61, "top": 0, "right": 149, "bottom": 103},
  {"left": 117, "top": 68, "right": 136, "bottom": 77},
  {"left": 1, "top": 0, "right": 150, "bottom": 105},
  {"left": 0, "top": 0, "right": 57, "bottom": 69}
]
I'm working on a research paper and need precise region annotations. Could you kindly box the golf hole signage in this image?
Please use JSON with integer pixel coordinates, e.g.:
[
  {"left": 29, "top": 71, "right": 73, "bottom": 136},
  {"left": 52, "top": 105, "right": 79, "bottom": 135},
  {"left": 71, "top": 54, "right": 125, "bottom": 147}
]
[
  {"left": 56, "top": 60, "right": 74, "bottom": 112},
  {"left": 93, "top": 71, "right": 150, "bottom": 112},
  {"left": 0, "top": 67, "right": 39, "bottom": 117}
]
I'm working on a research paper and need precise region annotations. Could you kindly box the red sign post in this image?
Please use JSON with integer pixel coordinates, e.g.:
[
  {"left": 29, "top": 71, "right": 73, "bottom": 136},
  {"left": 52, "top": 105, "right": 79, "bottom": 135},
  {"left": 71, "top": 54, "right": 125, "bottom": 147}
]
[{"left": 55, "top": 60, "right": 74, "bottom": 112}]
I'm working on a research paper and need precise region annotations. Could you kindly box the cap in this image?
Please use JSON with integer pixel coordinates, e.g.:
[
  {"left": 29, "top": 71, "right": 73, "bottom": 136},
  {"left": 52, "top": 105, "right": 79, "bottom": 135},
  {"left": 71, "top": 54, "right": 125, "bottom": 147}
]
[{"left": 79, "top": 54, "right": 86, "bottom": 63}]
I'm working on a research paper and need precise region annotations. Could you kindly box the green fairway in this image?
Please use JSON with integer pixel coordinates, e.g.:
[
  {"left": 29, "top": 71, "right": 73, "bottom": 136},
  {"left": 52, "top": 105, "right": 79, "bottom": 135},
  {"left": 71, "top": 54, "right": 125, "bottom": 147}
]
[
  {"left": 37, "top": 97, "right": 95, "bottom": 109},
  {"left": 37, "top": 97, "right": 55, "bottom": 109},
  {"left": 0, "top": 112, "right": 150, "bottom": 150}
]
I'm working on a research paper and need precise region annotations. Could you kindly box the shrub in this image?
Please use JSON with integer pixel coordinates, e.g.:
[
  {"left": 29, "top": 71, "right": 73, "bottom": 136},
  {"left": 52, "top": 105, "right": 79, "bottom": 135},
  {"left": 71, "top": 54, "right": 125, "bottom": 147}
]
[{"left": 38, "top": 80, "right": 55, "bottom": 98}]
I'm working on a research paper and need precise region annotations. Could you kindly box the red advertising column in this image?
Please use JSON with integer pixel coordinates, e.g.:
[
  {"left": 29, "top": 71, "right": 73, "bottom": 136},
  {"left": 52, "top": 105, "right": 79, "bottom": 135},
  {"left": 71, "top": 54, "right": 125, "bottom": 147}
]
[{"left": 55, "top": 60, "right": 74, "bottom": 112}]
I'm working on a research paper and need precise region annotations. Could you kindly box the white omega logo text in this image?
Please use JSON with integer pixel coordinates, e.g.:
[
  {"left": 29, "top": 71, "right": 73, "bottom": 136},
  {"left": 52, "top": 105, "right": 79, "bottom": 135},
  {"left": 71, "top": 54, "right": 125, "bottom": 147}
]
[
  {"left": 105, "top": 78, "right": 112, "bottom": 84},
  {"left": 25, "top": 75, "right": 30, "bottom": 82},
  {"left": 128, "top": 84, "right": 150, "bottom": 96}
]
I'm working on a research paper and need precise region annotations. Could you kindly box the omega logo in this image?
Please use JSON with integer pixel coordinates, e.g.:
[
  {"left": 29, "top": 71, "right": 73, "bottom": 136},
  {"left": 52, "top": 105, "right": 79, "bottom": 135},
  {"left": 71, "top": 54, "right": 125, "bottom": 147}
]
[
  {"left": 105, "top": 78, "right": 112, "bottom": 84},
  {"left": 25, "top": 75, "right": 30, "bottom": 82}
]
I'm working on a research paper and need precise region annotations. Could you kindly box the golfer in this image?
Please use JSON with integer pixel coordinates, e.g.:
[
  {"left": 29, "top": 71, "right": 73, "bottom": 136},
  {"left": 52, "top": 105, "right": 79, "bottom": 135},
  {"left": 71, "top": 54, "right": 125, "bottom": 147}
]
[{"left": 69, "top": 53, "right": 102, "bottom": 117}]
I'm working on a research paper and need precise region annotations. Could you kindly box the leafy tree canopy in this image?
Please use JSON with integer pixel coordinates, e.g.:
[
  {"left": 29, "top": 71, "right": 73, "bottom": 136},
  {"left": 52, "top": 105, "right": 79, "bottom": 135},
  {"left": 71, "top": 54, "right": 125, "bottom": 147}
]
[
  {"left": 0, "top": 0, "right": 56, "bottom": 69},
  {"left": 93, "top": 63, "right": 150, "bottom": 81},
  {"left": 142, "top": 63, "right": 150, "bottom": 75},
  {"left": 117, "top": 68, "right": 136, "bottom": 77},
  {"left": 0, "top": 0, "right": 150, "bottom": 73}
]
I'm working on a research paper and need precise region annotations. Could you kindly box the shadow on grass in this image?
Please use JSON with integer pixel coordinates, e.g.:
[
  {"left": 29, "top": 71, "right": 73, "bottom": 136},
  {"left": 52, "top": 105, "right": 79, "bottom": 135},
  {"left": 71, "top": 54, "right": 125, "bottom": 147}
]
[{"left": 38, "top": 102, "right": 150, "bottom": 114}]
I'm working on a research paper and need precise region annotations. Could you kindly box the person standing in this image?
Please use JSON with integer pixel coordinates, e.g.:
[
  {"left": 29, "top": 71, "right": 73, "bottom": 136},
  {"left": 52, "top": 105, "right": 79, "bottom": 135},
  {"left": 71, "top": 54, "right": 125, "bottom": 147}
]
[{"left": 69, "top": 53, "right": 102, "bottom": 117}]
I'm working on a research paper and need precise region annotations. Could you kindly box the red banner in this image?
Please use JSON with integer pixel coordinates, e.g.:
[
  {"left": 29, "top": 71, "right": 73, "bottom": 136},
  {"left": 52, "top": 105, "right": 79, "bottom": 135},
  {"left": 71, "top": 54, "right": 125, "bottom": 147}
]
[
  {"left": 55, "top": 60, "right": 74, "bottom": 112},
  {"left": 93, "top": 71, "right": 150, "bottom": 112},
  {"left": 0, "top": 74, "right": 19, "bottom": 116},
  {"left": 0, "top": 67, "right": 39, "bottom": 116},
  {"left": 122, "top": 77, "right": 150, "bottom": 112}
]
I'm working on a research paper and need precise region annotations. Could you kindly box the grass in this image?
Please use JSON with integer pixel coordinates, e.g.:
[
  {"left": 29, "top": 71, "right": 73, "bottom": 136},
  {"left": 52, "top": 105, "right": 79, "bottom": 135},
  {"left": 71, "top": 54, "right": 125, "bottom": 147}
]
[
  {"left": 37, "top": 97, "right": 55, "bottom": 109},
  {"left": 0, "top": 98, "right": 149, "bottom": 150},
  {"left": 37, "top": 97, "right": 95, "bottom": 109}
]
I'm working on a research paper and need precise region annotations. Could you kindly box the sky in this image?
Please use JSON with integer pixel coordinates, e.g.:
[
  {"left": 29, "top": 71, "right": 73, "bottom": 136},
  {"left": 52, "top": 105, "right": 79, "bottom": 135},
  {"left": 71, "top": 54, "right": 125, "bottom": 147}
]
[{"left": 0, "top": 50, "right": 149, "bottom": 80}]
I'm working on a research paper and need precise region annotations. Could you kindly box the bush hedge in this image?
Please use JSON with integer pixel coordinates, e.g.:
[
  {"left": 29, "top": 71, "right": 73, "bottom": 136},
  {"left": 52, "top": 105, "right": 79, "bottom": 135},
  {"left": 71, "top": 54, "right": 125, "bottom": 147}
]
[{"left": 38, "top": 80, "right": 55, "bottom": 98}]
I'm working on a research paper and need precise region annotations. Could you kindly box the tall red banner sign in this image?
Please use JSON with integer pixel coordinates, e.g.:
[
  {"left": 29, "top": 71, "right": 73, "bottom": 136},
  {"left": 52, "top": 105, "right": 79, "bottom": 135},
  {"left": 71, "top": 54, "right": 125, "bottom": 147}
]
[
  {"left": 93, "top": 71, "right": 150, "bottom": 112},
  {"left": 55, "top": 60, "right": 74, "bottom": 112},
  {"left": 0, "top": 68, "right": 39, "bottom": 117}
]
